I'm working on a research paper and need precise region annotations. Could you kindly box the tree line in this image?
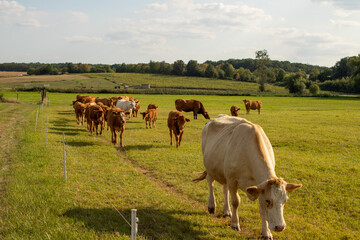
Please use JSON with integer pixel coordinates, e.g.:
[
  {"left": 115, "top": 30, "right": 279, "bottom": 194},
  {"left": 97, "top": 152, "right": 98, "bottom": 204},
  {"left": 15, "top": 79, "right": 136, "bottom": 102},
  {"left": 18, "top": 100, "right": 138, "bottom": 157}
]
[{"left": 1, "top": 51, "right": 360, "bottom": 94}]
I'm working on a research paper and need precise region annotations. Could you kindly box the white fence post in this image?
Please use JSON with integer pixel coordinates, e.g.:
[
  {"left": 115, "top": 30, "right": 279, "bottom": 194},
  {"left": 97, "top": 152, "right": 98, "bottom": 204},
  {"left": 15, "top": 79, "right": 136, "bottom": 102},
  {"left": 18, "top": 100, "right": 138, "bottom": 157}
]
[
  {"left": 46, "top": 116, "right": 48, "bottom": 144},
  {"left": 63, "top": 132, "right": 67, "bottom": 182},
  {"left": 131, "top": 209, "right": 138, "bottom": 240},
  {"left": 35, "top": 109, "right": 39, "bottom": 131}
]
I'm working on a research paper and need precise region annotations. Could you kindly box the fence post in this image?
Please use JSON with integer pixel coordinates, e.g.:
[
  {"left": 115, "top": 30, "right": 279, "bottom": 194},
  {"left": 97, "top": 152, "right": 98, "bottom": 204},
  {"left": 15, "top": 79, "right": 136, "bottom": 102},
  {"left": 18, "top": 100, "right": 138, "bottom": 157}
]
[
  {"left": 63, "top": 132, "right": 67, "bottom": 182},
  {"left": 35, "top": 109, "right": 39, "bottom": 131},
  {"left": 46, "top": 116, "right": 48, "bottom": 144},
  {"left": 131, "top": 209, "right": 138, "bottom": 240}
]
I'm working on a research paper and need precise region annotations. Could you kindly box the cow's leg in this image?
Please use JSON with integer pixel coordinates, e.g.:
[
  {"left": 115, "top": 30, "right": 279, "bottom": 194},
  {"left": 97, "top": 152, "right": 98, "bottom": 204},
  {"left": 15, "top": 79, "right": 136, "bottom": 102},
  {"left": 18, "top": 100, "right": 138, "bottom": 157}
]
[
  {"left": 169, "top": 129, "right": 173, "bottom": 146},
  {"left": 114, "top": 131, "right": 118, "bottom": 145},
  {"left": 259, "top": 197, "right": 272, "bottom": 239},
  {"left": 175, "top": 134, "right": 180, "bottom": 148},
  {"left": 179, "top": 131, "right": 184, "bottom": 147},
  {"left": 153, "top": 119, "right": 156, "bottom": 128},
  {"left": 146, "top": 120, "right": 149, "bottom": 129},
  {"left": 111, "top": 129, "right": 115, "bottom": 144},
  {"left": 206, "top": 175, "right": 216, "bottom": 214},
  {"left": 95, "top": 124, "right": 99, "bottom": 135},
  {"left": 119, "top": 129, "right": 124, "bottom": 147},
  {"left": 223, "top": 184, "right": 232, "bottom": 217},
  {"left": 258, "top": 108, "right": 261, "bottom": 115},
  {"left": 229, "top": 181, "right": 241, "bottom": 231},
  {"left": 90, "top": 121, "right": 93, "bottom": 134}
]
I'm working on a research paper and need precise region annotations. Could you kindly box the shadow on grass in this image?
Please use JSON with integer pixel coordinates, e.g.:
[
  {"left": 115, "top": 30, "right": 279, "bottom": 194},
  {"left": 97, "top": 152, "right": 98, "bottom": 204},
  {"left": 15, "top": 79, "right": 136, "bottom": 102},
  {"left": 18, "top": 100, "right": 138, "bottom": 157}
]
[
  {"left": 65, "top": 141, "right": 97, "bottom": 147},
  {"left": 62, "top": 207, "right": 212, "bottom": 239},
  {"left": 57, "top": 110, "right": 74, "bottom": 115},
  {"left": 118, "top": 144, "right": 166, "bottom": 151}
]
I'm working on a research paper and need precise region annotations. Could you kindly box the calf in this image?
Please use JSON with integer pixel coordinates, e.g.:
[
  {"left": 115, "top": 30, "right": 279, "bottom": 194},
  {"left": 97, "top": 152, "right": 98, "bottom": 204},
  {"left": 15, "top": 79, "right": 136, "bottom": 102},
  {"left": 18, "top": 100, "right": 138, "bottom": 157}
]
[
  {"left": 147, "top": 104, "right": 158, "bottom": 110},
  {"left": 73, "top": 102, "right": 86, "bottom": 125},
  {"left": 140, "top": 108, "right": 158, "bottom": 128},
  {"left": 243, "top": 99, "right": 262, "bottom": 114},
  {"left": 107, "top": 107, "right": 126, "bottom": 147},
  {"left": 230, "top": 105, "right": 240, "bottom": 117},
  {"left": 95, "top": 97, "right": 115, "bottom": 107},
  {"left": 167, "top": 110, "right": 190, "bottom": 148},
  {"left": 133, "top": 99, "right": 140, "bottom": 117},
  {"left": 88, "top": 105, "right": 105, "bottom": 135}
]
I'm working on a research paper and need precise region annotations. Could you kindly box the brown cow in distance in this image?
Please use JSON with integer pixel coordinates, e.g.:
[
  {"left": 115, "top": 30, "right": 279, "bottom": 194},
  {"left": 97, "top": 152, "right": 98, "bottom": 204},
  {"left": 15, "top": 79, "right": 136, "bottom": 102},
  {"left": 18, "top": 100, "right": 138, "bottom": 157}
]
[
  {"left": 243, "top": 99, "right": 262, "bottom": 114},
  {"left": 167, "top": 110, "right": 190, "bottom": 148},
  {"left": 73, "top": 102, "right": 86, "bottom": 125},
  {"left": 95, "top": 97, "right": 114, "bottom": 107},
  {"left": 87, "top": 105, "right": 105, "bottom": 135},
  {"left": 147, "top": 104, "right": 158, "bottom": 110},
  {"left": 175, "top": 99, "right": 210, "bottom": 119},
  {"left": 230, "top": 105, "right": 240, "bottom": 117},
  {"left": 73, "top": 95, "right": 95, "bottom": 105},
  {"left": 133, "top": 99, "right": 140, "bottom": 117},
  {"left": 107, "top": 107, "right": 126, "bottom": 147},
  {"left": 140, "top": 108, "right": 158, "bottom": 129}
]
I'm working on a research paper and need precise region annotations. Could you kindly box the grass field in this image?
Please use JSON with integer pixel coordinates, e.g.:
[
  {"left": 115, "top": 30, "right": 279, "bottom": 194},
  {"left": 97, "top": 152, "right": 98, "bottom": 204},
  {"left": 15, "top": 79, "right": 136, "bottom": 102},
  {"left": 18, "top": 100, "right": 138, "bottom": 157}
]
[
  {"left": 0, "top": 91, "right": 359, "bottom": 239},
  {"left": 0, "top": 72, "right": 289, "bottom": 96}
]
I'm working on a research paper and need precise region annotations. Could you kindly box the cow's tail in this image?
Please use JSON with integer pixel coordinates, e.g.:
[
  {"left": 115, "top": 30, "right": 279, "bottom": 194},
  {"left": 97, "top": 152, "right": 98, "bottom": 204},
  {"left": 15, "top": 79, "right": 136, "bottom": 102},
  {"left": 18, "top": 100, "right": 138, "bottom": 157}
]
[{"left": 192, "top": 170, "right": 207, "bottom": 183}]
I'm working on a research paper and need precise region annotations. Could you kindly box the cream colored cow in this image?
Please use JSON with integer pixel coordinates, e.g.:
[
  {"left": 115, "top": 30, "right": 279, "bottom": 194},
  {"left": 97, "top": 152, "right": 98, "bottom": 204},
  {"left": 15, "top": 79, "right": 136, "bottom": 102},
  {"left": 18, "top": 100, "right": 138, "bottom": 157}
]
[{"left": 193, "top": 115, "right": 302, "bottom": 239}]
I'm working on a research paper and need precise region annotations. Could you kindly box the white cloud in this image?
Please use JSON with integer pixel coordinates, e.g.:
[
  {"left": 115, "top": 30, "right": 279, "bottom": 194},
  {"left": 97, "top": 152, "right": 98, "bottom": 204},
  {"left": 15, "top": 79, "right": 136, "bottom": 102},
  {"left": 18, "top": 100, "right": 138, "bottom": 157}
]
[
  {"left": 313, "top": 0, "right": 360, "bottom": 10},
  {"left": 0, "top": 0, "right": 25, "bottom": 15},
  {"left": 330, "top": 19, "right": 360, "bottom": 27},
  {"left": 69, "top": 11, "right": 88, "bottom": 23},
  {"left": 17, "top": 18, "right": 41, "bottom": 27},
  {"left": 64, "top": 35, "right": 103, "bottom": 43}
]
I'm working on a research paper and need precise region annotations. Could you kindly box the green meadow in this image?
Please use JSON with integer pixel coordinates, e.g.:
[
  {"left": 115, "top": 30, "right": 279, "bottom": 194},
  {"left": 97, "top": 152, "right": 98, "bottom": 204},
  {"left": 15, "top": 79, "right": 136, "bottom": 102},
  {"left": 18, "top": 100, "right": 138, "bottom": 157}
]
[{"left": 0, "top": 91, "right": 359, "bottom": 239}]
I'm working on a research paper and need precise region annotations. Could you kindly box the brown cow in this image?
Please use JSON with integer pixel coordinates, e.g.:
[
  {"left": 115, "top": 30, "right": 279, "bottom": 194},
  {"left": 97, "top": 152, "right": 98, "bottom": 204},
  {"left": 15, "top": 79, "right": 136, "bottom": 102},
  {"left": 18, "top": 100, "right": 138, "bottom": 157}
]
[
  {"left": 87, "top": 105, "right": 105, "bottom": 135},
  {"left": 140, "top": 108, "right": 158, "bottom": 128},
  {"left": 73, "top": 95, "right": 95, "bottom": 105},
  {"left": 95, "top": 97, "right": 114, "bottom": 107},
  {"left": 133, "top": 99, "right": 140, "bottom": 117},
  {"left": 175, "top": 99, "right": 210, "bottom": 119},
  {"left": 243, "top": 99, "right": 262, "bottom": 114},
  {"left": 73, "top": 102, "right": 86, "bottom": 125},
  {"left": 167, "top": 110, "right": 190, "bottom": 148},
  {"left": 230, "top": 105, "right": 240, "bottom": 117},
  {"left": 107, "top": 107, "right": 126, "bottom": 147},
  {"left": 147, "top": 104, "right": 158, "bottom": 110}
]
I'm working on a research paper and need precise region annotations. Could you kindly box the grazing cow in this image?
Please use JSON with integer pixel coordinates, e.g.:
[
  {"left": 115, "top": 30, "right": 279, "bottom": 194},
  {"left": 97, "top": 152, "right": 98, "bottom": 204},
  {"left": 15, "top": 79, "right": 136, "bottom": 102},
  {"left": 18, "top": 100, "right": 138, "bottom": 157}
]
[
  {"left": 193, "top": 115, "right": 302, "bottom": 239},
  {"left": 167, "top": 110, "right": 190, "bottom": 148},
  {"left": 107, "top": 107, "right": 126, "bottom": 147},
  {"left": 115, "top": 100, "right": 136, "bottom": 119},
  {"left": 73, "top": 102, "right": 86, "bottom": 125},
  {"left": 243, "top": 99, "right": 262, "bottom": 114},
  {"left": 147, "top": 104, "right": 158, "bottom": 110},
  {"left": 87, "top": 105, "right": 105, "bottom": 135},
  {"left": 95, "top": 97, "right": 114, "bottom": 107},
  {"left": 230, "top": 105, "right": 240, "bottom": 117},
  {"left": 175, "top": 99, "right": 210, "bottom": 119},
  {"left": 140, "top": 108, "right": 158, "bottom": 128},
  {"left": 133, "top": 99, "right": 140, "bottom": 117}
]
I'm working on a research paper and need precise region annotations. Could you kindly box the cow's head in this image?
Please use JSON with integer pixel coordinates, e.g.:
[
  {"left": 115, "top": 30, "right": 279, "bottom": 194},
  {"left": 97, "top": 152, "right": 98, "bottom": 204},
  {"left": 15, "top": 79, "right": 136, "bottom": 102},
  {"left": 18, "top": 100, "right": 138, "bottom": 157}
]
[
  {"left": 243, "top": 99, "right": 248, "bottom": 103},
  {"left": 113, "top": 111, "right": 126, "bottom": 123},
  {"left": 246, "top": 178, "right": 302, "bottom": 232},
  {"left": 173, "top": 115, "right": 190, "bottom": 131},
  {"left": 140, "top": 112, "right": 147, "bottom": 119},
  {"left": 203, "top": 111, "right": 210, "bottom": 120},
  {"left": 96, "top": 109, "right": 104, "bottom": 122}
]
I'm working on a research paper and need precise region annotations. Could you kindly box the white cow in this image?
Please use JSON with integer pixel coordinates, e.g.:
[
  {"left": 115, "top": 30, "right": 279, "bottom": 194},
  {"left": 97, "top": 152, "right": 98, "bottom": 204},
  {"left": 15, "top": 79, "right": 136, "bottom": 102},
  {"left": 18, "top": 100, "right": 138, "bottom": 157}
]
[
  {"left": 193, "top": 115, "right": 302, "bottom": 239},
  {"left": 115, "top": 100, "right": 136, "bottom": 119}
]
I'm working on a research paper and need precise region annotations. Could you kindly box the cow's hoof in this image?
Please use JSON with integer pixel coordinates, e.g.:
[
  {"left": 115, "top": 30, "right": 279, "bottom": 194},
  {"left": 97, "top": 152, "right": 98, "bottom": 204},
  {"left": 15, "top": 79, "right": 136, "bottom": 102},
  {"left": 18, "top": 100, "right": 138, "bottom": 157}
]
[
  {"left": 230, "top": 224, "right": 240, "bottom": 232},
  {"left": 223, "top": 212, "right": 231, "bottom": 217},
  {"left": 208, "top": 207, "right": 215, "bottom": 214},
  {"left": 261, "top": 233, "right": 273, "bottom": 240}
]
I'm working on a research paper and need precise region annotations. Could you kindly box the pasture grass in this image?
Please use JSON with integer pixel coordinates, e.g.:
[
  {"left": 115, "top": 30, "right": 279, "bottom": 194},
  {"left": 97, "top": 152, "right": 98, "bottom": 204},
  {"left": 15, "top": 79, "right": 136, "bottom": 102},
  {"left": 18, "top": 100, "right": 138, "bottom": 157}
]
[{"left": 0, "top": 92, "right": 359, "bottom": 239}]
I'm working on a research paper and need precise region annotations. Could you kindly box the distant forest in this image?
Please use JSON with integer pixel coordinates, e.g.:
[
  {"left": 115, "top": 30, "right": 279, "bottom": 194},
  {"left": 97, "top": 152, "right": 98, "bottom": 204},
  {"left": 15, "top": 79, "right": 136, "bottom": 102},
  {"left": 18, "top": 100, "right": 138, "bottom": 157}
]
[{"left": 1, "top": 54, "right": 360, "bottom": 94}]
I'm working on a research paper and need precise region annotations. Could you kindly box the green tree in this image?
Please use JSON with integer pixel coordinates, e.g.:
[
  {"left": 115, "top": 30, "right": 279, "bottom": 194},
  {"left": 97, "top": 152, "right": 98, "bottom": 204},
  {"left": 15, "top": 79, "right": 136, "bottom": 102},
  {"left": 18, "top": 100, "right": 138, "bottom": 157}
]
[
  {"left": 172, "top": 60, "right": 185, "bottom": 75},
  {"left": 349, "top": 54, "right": 360, "bottom": 92},
  {"left": 221, "top": 63, "right": 235, "bottom": 79},
  {"left": 275, "top": 68, "right": 286, "bottom": 82},
  {"left": 186, "top": 60, "right": 202, "bottom": 77},
  {"left": 27, "top": 67, "right": 35, "bottom": 75},
  {"left": 309, "top": 68, "right": 320, "bottom": 81},
  {"left": 285, "top": 71, "right": 307, "bottom": 94},
  {"left": 205, "top": 64, "right": 217, "bottom": 78},
  {"left": 255, "top": 49, "right": 270, "bottom": 91},
  {"left": 309, "top": 83, "right": 320, "bottom": 95}
]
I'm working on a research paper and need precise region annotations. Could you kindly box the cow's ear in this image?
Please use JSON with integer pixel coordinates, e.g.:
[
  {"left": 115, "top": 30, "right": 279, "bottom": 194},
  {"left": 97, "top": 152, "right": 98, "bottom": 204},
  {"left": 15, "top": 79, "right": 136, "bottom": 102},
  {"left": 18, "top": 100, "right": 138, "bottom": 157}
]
[
  {"left": 286, "top": 183, "right": 302, "bottom": 193},
  {"left": 246, "top": 186, "right": 260, "bottom": 201},
  {"left": 186, "top": 118, "right": 190, "bottom": 122}
]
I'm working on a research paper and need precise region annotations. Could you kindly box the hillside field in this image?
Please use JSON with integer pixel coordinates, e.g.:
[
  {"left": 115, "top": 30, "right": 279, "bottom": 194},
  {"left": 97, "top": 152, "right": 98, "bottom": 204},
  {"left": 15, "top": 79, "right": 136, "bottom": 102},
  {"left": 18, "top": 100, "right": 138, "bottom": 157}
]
[{"left": 0, "top": 91, "right": 359, "bottom": 239}]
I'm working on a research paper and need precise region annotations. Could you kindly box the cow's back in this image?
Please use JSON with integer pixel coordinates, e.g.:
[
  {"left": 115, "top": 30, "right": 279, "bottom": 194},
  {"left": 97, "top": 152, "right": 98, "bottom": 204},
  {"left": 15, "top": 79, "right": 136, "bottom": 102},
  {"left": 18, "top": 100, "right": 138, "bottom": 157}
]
[{"left": 202, "top": 115, "right": 275, "bottom": 190}]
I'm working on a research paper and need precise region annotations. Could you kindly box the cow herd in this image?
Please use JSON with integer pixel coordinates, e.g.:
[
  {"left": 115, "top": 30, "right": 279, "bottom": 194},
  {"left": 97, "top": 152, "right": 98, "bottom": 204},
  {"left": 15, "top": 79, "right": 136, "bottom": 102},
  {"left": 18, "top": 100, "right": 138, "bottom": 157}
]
[{"left": 71, "top": 94, "right": 301, "bottom": 239}]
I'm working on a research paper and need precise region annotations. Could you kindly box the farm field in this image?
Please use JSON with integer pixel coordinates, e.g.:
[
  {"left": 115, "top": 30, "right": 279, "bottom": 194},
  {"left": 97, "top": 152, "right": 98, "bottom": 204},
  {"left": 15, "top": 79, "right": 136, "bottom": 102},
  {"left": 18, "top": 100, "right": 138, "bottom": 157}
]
[
  {"left": 0, "top": 91, "right": 359, "bottom": 239},
  {"left": 0, "top": 72, "right": 289, "bottom": 95}
]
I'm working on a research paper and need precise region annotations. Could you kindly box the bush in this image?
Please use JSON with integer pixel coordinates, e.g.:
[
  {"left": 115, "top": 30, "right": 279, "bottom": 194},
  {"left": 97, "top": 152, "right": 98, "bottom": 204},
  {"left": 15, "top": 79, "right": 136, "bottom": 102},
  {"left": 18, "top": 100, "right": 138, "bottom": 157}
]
[{"left": 309, "top": 83, "right": 320, "bottom": 95}]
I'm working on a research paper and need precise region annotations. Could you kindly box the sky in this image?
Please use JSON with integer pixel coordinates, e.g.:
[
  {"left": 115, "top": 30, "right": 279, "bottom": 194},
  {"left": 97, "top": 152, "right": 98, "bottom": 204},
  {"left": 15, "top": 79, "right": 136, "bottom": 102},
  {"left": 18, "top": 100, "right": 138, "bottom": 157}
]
[{"left": 1, "top": 0, "right": 360, "bottom": 67}]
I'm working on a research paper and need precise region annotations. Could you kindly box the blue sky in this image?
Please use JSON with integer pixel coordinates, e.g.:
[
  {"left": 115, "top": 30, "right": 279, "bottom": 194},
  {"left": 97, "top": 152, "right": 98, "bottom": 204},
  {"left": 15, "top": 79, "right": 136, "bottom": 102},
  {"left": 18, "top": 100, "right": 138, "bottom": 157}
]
[{"left": 1, "top": 0, "right": 360, "bottom": 67}]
